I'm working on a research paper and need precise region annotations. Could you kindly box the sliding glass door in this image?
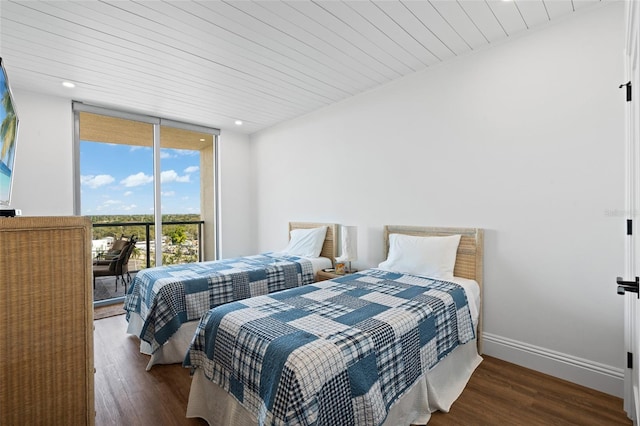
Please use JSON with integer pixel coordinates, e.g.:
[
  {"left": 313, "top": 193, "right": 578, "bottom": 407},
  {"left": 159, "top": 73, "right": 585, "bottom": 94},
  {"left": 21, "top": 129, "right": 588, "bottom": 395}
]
[
  {"left": 159, "top": 124, "right": 216, "bottom": 265},
  {"left": 73, "top": 103, "right": 219, "bottom": 304}
]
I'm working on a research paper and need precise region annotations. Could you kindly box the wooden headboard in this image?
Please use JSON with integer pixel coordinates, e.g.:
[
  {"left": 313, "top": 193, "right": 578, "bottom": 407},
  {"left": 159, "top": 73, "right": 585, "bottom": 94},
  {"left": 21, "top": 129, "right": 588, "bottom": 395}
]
[
  {"left": 288, "top": 222, "right": 338, "bottom": 263},
  {"left": 383, "top": 225, "right": 484, "bottom": 352}
]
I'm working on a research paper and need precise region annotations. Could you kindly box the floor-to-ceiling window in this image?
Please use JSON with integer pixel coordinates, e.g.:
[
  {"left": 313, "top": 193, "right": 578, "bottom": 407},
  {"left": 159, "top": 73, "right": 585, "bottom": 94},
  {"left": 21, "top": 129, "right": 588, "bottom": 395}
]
[{"left": 73, "top": 103, "right": 219, "bottom": 305}]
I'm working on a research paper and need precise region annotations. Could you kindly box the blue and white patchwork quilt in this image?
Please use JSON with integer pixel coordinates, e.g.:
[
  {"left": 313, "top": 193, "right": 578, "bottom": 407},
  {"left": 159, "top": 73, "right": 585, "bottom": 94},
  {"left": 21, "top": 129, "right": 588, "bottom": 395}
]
[
  {"left": 185, "top": 269, "right": 475, "bottom": 426},
  {"left": 124, "top": 253, "right": 314, "bottom": 353}
]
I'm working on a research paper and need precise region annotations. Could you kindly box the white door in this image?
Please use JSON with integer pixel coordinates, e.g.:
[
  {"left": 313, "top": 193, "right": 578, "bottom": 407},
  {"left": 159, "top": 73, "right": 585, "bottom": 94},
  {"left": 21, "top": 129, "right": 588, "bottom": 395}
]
[{"left": 624, "top": 1, "right": 640, "bottom": 423}]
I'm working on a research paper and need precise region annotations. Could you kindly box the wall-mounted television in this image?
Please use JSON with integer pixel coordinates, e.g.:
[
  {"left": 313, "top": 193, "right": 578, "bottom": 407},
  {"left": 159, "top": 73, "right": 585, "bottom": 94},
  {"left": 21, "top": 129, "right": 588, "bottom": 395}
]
[{"left": 0, "top": 57, "right": 19, "bottom": 207}]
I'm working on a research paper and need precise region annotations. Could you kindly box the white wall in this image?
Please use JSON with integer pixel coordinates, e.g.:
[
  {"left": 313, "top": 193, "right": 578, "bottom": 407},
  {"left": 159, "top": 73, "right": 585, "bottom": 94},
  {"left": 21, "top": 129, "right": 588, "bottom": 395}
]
[
  {"left": 9, "top": 89, "right": 74, "bottom": 216},
  {"left": 250, "top": 3, "right": 626, "bottom": 396},
  {"left": 218, "top": 130, "right": 254, "bottom": 258},
  {"left": 7, "top": 90, "right": 254, "bottom": 260}
]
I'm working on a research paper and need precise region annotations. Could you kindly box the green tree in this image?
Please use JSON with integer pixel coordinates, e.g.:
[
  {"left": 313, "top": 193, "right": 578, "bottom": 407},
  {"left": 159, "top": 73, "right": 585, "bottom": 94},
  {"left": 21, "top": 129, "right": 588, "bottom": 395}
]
[
  {"left": 131, "top": 245, "right": 141, "bottom": 260},
  {"left": 169, "top": 226, "right": 187, "bottom": 245}
]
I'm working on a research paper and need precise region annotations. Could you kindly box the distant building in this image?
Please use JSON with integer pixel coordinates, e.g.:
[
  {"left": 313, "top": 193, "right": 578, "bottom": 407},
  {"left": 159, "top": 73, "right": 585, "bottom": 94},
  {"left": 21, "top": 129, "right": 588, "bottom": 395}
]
[{"left": 92, "top": 238, "right": 111, "bottom": 256}]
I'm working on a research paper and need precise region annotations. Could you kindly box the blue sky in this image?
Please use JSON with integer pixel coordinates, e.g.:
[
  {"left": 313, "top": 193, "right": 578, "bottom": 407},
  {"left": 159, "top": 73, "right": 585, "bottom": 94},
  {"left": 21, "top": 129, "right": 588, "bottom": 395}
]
[{"left": 80, "top": 142, "right": 200, "bottom": 215}]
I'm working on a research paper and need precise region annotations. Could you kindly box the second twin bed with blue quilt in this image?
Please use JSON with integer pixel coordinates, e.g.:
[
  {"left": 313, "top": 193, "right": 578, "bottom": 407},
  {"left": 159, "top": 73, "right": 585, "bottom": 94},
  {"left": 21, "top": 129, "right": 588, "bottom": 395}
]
[{"left": 184, "top": 225, "right": 484, "bottom": 426}]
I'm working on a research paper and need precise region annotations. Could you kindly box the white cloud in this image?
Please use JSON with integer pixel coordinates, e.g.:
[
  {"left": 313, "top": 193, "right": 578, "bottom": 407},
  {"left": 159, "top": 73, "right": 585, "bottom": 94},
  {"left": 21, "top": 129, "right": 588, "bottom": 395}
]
[
  {"left": 160, "top": 151, "right": 171, "bottom": 159},
  {"left": 161, "top": 169, "right": 190, "bottom": 183},
  {"left": 124, "top": 191, "right": 133, "bottom": 196},
  {"left": 184, "top": 166, "right": 199, "bottom": 174},
  {"left": 161, "top": 170, "right": 178, "bottom": 182},
  {"left": 121, "top": 172, "right": 153, "bottom": 187},
  {"left": 81, "top": 174, "right": 114, "bottom": 189},
  {"left": 103, "top": 199, "right": 121, "bottom": 205},
  {"left": 162, "top": 191, "right": 176, "bottom": 197},
  {"left": 122, "top": 204, "right": 137, "bottom": 211}
]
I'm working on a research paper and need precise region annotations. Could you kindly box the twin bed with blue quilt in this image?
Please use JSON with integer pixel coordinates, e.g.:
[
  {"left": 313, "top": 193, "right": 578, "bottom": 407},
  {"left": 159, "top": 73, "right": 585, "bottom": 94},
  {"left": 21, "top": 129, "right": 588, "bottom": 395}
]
[
  {"left": 124, "top": 222, "right": 336, "bottom": 370},
  {"left": 184, "top": 225, "right": 484, "bottom": 426}
]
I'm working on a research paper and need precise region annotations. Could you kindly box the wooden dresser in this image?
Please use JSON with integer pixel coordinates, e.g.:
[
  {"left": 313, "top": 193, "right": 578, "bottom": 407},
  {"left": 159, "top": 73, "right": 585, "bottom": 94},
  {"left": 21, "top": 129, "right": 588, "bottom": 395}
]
[{"left": 0, "top": 216, "right": 94, "bottom": 425}]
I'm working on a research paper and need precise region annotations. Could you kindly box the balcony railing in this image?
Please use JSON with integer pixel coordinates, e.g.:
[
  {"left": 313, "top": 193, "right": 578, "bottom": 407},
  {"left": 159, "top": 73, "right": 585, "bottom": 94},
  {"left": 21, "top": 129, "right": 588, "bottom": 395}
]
[{"left": 92, "top": 220, "right": 205, "bottom": 270}]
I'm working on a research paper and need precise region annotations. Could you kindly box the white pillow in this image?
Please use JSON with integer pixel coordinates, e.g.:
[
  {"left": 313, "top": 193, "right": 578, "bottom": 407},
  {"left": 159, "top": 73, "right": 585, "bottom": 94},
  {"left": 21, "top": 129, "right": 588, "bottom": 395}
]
[
  {"left": 377, "top": 233, "right": 461, "bottom": 280},
  {"left": 283, "top": 226, "right": 328, "bottom": 258}
]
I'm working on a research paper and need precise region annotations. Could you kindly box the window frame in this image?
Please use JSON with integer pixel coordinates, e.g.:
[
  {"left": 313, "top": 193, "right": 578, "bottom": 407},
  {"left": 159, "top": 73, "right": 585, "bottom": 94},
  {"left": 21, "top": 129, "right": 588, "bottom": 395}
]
[{"left": 72, "top": 102, "right": 221, "bottom": 265}]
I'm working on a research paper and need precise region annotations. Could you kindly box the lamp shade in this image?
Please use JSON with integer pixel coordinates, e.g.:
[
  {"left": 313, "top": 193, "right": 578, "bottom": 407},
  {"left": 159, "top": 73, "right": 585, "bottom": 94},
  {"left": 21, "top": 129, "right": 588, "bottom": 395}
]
[{"left": 336, "top": 225, "right": 357, "bottom": 262}]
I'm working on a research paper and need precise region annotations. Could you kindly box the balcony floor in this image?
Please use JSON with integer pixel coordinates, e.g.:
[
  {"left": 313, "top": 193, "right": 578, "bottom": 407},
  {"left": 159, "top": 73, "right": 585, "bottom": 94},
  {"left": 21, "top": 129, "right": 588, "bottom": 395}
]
[{"left": 94, "top": 271, "right": 138, "bottom": 303}]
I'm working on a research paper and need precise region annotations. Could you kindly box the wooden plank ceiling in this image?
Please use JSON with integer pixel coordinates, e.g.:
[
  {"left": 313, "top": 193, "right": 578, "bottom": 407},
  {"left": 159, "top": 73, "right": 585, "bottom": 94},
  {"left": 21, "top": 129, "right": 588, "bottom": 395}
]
[{"left": 0, "top": 0, "right": 608, "bottom": 134}]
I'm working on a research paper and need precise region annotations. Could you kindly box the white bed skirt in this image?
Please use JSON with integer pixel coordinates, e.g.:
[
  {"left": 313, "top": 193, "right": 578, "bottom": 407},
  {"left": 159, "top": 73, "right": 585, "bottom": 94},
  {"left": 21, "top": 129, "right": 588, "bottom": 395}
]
[
  {"left": 186, "top": 338, "right": 482, "bottom": 426},
  {"left": 126, "top": 312, "right": 198, "bottom": 370}
]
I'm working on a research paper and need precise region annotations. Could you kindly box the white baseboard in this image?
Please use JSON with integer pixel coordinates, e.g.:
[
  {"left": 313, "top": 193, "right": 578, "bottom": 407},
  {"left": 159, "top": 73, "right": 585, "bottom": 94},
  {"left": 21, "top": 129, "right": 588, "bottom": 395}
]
[{"left": 482, "top": 332, "right": 624, "bottom": 398}]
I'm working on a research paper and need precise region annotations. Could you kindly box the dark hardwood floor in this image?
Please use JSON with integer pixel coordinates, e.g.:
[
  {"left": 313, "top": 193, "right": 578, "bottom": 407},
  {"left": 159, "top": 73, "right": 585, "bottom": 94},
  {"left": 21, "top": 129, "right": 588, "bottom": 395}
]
[
  {"left": 94, "top": 313, "right": 206, "bottom": 426},
  {"left": 428, "top": 356, "right": 631, "bottom": 426},
  {"left": 94, "top": 312, "right": 632, "bottom": 426}
]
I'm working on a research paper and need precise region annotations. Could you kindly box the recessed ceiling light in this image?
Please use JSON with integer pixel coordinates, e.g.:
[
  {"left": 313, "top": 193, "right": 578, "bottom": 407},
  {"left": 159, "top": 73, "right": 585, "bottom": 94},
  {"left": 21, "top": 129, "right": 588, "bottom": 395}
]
[
  {"left": 199, "top": 138, "right": 205, "bottom": 142},
  {"left": 234, "top": 120, "right": 243, "bottom": 126},
  {"left": 62, "top": 81, "right": 76, "bottom": 88}
]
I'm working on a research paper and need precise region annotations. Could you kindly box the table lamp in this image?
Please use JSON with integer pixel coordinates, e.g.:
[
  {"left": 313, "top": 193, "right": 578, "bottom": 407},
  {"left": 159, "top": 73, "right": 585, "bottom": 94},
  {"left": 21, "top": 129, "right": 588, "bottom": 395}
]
[{"left": 336, "top": 225, "right": 357, "bottom": 273}]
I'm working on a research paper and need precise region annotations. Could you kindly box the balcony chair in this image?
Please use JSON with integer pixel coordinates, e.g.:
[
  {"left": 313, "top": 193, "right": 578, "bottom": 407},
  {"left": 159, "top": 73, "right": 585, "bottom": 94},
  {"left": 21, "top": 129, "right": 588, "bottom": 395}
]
[{"left": 93, "top": 235, "right": 138, "bottom": 293}]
